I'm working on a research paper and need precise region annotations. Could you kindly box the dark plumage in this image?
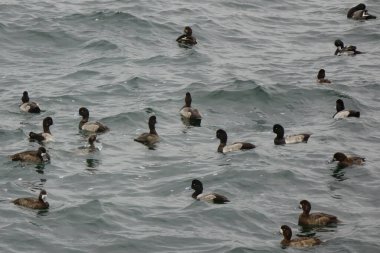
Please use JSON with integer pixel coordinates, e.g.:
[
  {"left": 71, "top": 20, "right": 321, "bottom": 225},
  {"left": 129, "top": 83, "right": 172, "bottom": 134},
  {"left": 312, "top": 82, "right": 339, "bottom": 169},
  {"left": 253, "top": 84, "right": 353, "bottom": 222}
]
[
  {"left": 332, "top": 152, "right": 365, "bottom": 167},
  {"left": 317, "top": 69, "right": 331, "bottom": 84},
  {"left": 79, "top": 107, "right": 109, "bottom": 133},
  {"left": 273, "top": 124, "right": 310, "bottom": 145},
  {"left": 347, "top": 3, "right": 376, "bottom": 20},
  {"left": 10, "top": 147, "right": 50, "bottom": 163},
  {"left": 280, "top": 225, "right": 322, "bottom": 248},
  {"left": 334, "top": 39, "right": 362, "bottom": 56},
  {"left": 298, "top": 200, "right": 338, "bottom": 226},
  {"left": 29, "top": 117, "right": 54, "bottom": 142},
  {"left": 191, "top": 179, "right": 229, "bottom": 204},
  {"left": 216, "top": 129, "right": 255, "bottom": 153},
  {"left": 180, "top": 92, "right": 202, "bottom": 124},
  {"left": 333, "top": 99, "right": 360, "bottom": 119},
  {"left": 134, "top": 116, "right": 159, "bottom": 145},
  {"left": 176, "top": 26, "right": 197, "bottom": 46},
  {"left": 20, "top": 91, "right": 41, "bottom": 113},
  {"left": 13, "top": 189, "right": 49, "bottom": 209}
]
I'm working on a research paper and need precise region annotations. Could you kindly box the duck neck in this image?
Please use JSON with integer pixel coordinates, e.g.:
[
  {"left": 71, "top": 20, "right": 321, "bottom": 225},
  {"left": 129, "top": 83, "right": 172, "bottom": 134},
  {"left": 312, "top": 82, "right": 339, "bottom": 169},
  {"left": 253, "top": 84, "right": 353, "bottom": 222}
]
[
  {"left": 149, "top": 124, "right": 157, "bottom": 135},
  {"left": 192, "top": 188, "right": 202, "bottom": 199},
  {"left": 43, "top": 125, "right": 51, "bottom": 134}
]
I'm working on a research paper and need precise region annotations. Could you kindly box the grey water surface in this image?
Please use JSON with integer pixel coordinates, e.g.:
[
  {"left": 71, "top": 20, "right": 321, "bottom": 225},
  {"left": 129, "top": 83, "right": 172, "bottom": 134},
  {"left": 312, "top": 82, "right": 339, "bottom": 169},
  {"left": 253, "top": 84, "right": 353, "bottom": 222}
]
[{"left": 0, "top": 0, "right": 380, "bottom": 252}]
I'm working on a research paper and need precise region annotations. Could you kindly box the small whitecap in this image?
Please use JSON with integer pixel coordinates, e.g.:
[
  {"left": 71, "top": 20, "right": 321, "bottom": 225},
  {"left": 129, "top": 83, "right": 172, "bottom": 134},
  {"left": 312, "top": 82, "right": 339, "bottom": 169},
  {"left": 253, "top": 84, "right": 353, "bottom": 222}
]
[
  {"left": 88, "top": 188, "right": 94, "bottom": 190},
  {"left": 4, "top": 188, "right": 8, "bottom": 192},
  {"left": 18, "top": 178, "right": 22, "bottom": 181},
  {"left": 280, "top": 112, "right": 285, "bottom": 115},
  {"left": 213, "top": 173, "right": 218, "bottom": 176},
  {"left": 170, "top": 189, "right": 174, "bottom": 192},
  {"left": 59, "top": 176, "right": 64, "bottom": 179},
  {"left": 185, "top": 186, "right": 190, "bottom": 190}
]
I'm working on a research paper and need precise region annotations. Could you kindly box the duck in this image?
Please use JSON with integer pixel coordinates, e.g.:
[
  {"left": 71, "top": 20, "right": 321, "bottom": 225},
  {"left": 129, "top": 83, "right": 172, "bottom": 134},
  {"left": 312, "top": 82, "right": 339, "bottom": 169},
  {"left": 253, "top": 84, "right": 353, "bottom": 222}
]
[
  {"left": 332, "top": 152, "right": 365, "bottom": 167},
  {"left": 180, "top": 92, "right": 202, "bottom": 119},
  {"left": 298, "top": 200, "right": 338, "bottom": 226},
  {"left": 134, "top": 116, "right": 159, "bottom": 145},
  {"left": 29, "top": 117, "right": 54, "bottom": 142},
  {"left": 10, "top": 147, "right": 50, "bottom": 163},
  {"left": 176, "top": 26, "right": 197, "bottom": 46},
  {"left": 273, "top": 124, "right": 310, "bottom": 145},
  {"left": 333, "top": 99, "right": 360, "bottom": 119},
  {"left": 191, "top": 179, "right": 229, "bottom": 204},
  {"left": 13, "top": 189, "right": 49, "bottom": 209},
  {"left": 347, "top": 3, "right": 376, "bottom": 20},
  {"left": 317, "top": 69, "right": 331, "bottom": 84},
  {"left": 280, "top": 225, "right": 321, "bottom": 248},
  {"left": 19, "top": 91, "right": 41, "bottom": 113},
  {"left": 216, "top": 129, "right": 255, "bottom": 153},
  {"left": 334, "top": 39, "right": 362, "bottom": 56},
  {"left": 79, "top": 107, "right": 109, "bottom": 133}
]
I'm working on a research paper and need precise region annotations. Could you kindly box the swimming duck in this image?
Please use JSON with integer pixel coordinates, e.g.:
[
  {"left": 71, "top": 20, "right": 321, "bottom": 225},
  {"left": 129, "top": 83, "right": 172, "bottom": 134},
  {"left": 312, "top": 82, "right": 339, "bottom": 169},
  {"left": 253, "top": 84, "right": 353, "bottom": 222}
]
[
  {"left": 280, "top": 225, "right": 321, "bottom": 248},
  {"left": 333, "top": 99, "right": 360, "bottom": 119},
  {"left": 216, "top": 129, "right": 255, "bottom": 153},
  {"left": 334, "top": 39, "right": 362, "bottom": 56},
  {"left": 134, "top": 116, "right": 159, "bottom": 145},
  {"left": 29, "top": 117, "right": 54, "bottom": 142},
  {"left": 79, "top": 107, "right": 109, "bottom": 133},
  {"left": 191, "top": 179, "right": 229, "bottom": 204},
  {"left": 332, "top": 152, "right": 365, "bottom": 167},
  {"left": 347, "top": 3, "right": 376, "bottom": 20},
  {"left": 298, "top": 200, "right": 338, "bottom": 226},
  {"left": 176, "top": 26, "right": 197, "bottom": 46},
  {"left": 10, "top": 147, "right": 50, "bottom": 163},
  {"left": 317, "top": 69, "right": 331, "bottom": 84},
  {"left": 180, "top": 92, "right": 202, "bottom": 119},
  {"left": 273, "top": 124, "right": 310, "bottom": 145},
  {"left": 13, "top": 189, "right": 49, "bottom": 209},
  {"left": 19, "top": 91, "right": 41, "bottom": 113}
]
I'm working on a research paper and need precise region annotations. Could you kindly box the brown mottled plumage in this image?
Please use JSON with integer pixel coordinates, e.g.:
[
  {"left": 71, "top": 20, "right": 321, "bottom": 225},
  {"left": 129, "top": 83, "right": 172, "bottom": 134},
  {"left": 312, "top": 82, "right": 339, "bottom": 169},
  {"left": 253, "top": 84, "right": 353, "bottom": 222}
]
[
  {"left": 280, "top": 225, "right": 321, "bottom": 248},
  {"left": 134, "top": 116, "right": 159, "bottom": 145},
  {"left": 13, "top": 190, "right": 49, "bottom": 209},
  {"left": 10, "top": 147, "right": 50, "bottom": 163},
  {"left": 298, "top": 200, "right": 338, "bottom": 226},
  {"left": 333, "top": 152, "right": 365, "bottom": 167}
]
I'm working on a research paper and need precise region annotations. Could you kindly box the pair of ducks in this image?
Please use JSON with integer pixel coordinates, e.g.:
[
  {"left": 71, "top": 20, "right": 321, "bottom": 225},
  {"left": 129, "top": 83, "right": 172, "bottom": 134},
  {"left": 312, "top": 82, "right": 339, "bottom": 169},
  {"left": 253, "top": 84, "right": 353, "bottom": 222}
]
[
  {"left": 280, "top": 199, "right": 339, "bottom": 248},
  {"left": 215, "top": 124, "right": 310, "bottom": 152},
  {"left": 190, "top": 180, "right": 337, "bottom": 248}
]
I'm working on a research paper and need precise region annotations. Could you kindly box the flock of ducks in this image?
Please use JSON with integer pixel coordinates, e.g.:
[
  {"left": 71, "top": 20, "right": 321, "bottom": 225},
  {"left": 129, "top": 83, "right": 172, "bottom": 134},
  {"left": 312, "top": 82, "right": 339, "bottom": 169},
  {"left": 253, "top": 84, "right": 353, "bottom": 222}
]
[{"left": 7, "top": 2, "right": 375, "bottom": 249}]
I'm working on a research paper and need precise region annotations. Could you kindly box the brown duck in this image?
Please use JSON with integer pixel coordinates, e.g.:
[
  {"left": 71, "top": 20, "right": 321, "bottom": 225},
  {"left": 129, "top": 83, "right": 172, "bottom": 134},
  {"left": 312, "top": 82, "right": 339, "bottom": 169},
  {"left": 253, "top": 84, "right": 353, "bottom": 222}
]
[
  {"left": 298, "top": 200, "right": 338, "bottom": 226},
  {"left": 13, "top": 189, "right": 49, "bottom": 209},
  {"left": 280, "top": 225, "right": 321, "bottom": 248},
  {"left": 10, "top": 147, "right": 50, "bottom": 163}
]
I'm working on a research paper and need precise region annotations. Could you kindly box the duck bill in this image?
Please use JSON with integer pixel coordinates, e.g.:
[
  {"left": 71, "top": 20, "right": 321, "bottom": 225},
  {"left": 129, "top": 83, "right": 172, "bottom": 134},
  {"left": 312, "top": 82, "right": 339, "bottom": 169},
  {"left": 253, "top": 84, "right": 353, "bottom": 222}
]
[
  {"left": 41, "top": 194, "right": 48, "bottom": 203},
  {"left": 41, "top": 153, "right": 49, "bottom": 162}
]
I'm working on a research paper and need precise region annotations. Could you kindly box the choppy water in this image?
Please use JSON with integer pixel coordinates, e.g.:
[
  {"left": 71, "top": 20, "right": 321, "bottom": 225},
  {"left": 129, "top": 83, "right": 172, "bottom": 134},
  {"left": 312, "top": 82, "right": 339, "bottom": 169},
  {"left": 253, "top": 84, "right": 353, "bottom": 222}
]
[{"left": 1, "top": 0, "right": 380, "bottom": 252}]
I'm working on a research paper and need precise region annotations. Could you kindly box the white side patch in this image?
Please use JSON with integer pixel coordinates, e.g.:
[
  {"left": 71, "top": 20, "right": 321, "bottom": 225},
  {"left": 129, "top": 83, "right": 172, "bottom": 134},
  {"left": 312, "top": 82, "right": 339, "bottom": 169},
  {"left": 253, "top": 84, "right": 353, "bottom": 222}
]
[
  {"left": 285, "top": 135, "right": 305, "bottom": 144},
  {"left": 42, "top": 133, "right": 54, "bottom": 142},
  {"left": 334, "top": 110, "right": 350, "bottom": 119},
  {"left": 180, "top": 108, "right": 192, "bottom": 118},
  {"left": 223, "top": 143, "right": 243, "bottom": 153},
  {"left": 82, "top": 122, "right": 100, "bottom": 132}
]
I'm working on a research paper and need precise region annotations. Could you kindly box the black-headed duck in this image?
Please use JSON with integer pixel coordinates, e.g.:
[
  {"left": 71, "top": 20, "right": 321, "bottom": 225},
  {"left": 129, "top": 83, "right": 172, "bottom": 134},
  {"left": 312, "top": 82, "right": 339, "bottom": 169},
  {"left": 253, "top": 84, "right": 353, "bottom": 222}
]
[
  {"left": 334, "top": 39, "right": 362, "bottom": 56},
  {"left": 191, "top": 179, "right": 229, "bottom": 204},
  {"left": 333, "top": 99, "right": 360, "bottom": 119},
  {"left": 176, "top": 26, "right": 197, "bottom": 46},
  {"left": 347, "top": 3, "right": 376, "bottom": 20},
  {"left": 273, "top": 124, "right": 310, "bottom": 145},
  {"left": 20, "top": 91, "right": 41, "bottom": 113},
  {"left": 180, "top": 92, "right": 202, "bottom": 126},
  {"left": 29, "top": 117, "right": 54, "bottom": 142},
  {"left": 216, "top": 129, "right": 255, "bottom": 153},
  {"left": 317, "top": 69, "right": 331, "bottom": 84},
  {"left": 79, "top": 107, "right": 109, "bottom": 133}
]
